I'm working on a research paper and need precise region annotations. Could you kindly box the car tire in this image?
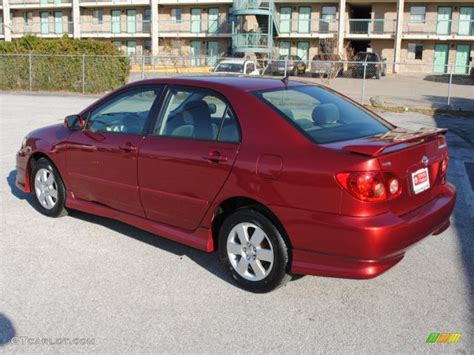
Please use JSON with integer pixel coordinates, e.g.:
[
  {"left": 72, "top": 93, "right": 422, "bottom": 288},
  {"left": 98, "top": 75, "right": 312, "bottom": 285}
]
[
  {"left": 376, "top": 70, "right": 381, "bottom": 79},
  {"left": 218, "top": 208, "right": 291, "bottom": 293},
  {"left": 30, "top": 158, "right": 68, "bottom": 218}
]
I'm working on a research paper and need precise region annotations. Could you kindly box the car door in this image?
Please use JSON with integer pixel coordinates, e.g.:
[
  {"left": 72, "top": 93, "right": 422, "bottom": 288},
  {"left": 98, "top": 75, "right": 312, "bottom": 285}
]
[
  {"left": 66, "top": 86, "right": 163, "bottom": 217},
  {"left": 138, "top": 86, "right": 241, "bottom": 231}
]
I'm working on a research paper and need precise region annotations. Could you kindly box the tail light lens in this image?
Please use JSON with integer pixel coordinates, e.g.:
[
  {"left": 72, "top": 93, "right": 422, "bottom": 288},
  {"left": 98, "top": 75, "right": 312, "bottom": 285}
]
[
  {"left": 439, "top": 153, "right": 449, "bottom": 184},
  {"left": 336, "top": 171, "right": 401, "bottom": 202}
]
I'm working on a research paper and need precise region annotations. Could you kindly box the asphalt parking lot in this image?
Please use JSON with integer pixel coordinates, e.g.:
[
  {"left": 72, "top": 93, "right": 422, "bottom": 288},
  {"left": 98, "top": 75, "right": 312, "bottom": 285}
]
[{"left": 0, "top": 92, "right": 473, "bottom": 353}]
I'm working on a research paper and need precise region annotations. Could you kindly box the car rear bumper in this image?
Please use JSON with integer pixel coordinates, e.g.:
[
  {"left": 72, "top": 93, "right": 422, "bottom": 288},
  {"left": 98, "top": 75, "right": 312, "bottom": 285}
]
[{"left": 271, "top": 182, "right": 456, "bottom": 279}]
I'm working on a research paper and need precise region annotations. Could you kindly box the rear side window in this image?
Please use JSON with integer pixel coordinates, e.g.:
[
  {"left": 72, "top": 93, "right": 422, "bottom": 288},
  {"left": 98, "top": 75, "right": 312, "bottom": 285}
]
[{"left": 253, "top": 86, "right": 391, "bottom": 144}]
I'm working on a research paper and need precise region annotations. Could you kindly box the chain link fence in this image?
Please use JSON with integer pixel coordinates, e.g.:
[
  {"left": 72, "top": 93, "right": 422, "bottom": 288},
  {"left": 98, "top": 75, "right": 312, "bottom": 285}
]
[{"left": 1, "top": 53, "right": 472, "bottom": 111}]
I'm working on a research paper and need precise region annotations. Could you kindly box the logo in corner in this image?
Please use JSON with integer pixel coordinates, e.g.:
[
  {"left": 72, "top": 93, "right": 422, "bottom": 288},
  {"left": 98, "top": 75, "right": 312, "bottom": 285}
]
[{"left": 421, "top": 155, "right": 429, "bottom": 166}]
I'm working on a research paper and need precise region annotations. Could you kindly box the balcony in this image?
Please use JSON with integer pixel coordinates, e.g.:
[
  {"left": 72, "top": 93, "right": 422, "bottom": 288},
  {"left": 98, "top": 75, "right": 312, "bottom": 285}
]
[
  {"left": 158, "top": 19, "right": 232, "bottom": 37},
  {"left": 11, "top": 21, "right": 73, "bottom": 37},
  {"left": 232, "top": 33, "right": 269, "bottom": 52},
  {"left": 79, "top": 0, "right": 150, "bottom": 7},
  {"left": 9, "top": 0, "right": 72, "bottom": 8},
  {"left": 403, "top": 19, "right": 474, "bottom": 39},
  {"left": 81, "top": 20, "right": 151, "bottom": 38},
  {"left": 233, "top": 0, "right": 272, "bottom": 14},
  {"left": 278, "top": 19, "right": 338, "bottom": 38},
  {"left": 346, "top": 19, "right": 397, "bottom": 38}
]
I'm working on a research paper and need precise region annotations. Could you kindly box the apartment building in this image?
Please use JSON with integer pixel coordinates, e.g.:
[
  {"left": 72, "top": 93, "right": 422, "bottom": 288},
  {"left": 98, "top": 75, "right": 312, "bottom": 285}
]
[{"left": 1, "top": 0, "right": 473, "bottom": 73}]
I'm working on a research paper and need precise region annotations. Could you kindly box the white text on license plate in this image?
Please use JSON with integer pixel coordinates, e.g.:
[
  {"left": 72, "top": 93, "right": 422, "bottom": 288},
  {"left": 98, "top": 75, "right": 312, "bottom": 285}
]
[{"left": 412, "top": 167, "right": 430, "bottom": 194}]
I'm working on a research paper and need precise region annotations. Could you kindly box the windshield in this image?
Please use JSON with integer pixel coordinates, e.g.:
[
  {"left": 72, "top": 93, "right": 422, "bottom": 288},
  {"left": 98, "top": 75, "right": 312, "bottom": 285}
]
[
  {"left": 253, "top": 86, "right": 392, "bottom": 144},
  {"left": 215, "top": 63, "right": 244, "bottom": 73}
]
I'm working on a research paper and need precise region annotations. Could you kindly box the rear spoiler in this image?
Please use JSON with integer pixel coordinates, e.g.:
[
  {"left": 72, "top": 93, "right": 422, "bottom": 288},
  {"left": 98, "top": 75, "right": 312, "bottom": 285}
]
[{"left": 342, "top": 128, "right": 448, "bottom": 157}]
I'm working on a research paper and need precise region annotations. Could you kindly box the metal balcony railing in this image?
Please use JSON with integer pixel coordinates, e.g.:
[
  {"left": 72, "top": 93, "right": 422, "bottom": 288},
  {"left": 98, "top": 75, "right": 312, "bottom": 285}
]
[
  {"left": 81, "top": 20, "right": 151, "bottom": 34},
  {"left": 348, "top": 19, "right": 397, "bottom": 35},
  {"left": 233, "top": 0, "right": 271, "bottom": 12},
  {"left": 79, "top": 0, "right": 149, "bottom": 4},
  {"left": 232, "top": 33, "right": 269, "bottom": 50},
  {"left": 278, "top": 19, "right": 338, "bottom": 34},
  {"left": 11, "top": 21, "right": 73, "bottom": 35},
  {"left": 158, "top": 19, "right": 232, "bottom": 34},
  {"left": 9, "top": 0, "right": 72, "bottom": 5},
  {"left": 403, "top": 19, "right": 474, "bottom": 36}
]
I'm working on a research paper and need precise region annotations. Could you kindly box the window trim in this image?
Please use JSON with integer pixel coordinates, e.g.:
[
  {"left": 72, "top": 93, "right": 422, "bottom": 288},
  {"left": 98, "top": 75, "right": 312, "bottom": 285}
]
[
  {"left": 82, "top": 85, "right": 165, "bottom": 136},
  {"left": 148, "top": 85, "right": 242, "bottom": 144},
  {"left": 407, "top": 43, "right": 423, "bottom": 60}
]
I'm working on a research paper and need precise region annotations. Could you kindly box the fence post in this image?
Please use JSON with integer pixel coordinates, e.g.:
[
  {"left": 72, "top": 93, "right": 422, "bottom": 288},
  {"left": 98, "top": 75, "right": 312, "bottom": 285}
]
[
  {"left": 81, "top": 54, "right": 85, "bottom": 94},
  {"left": 447, "top": 63, "right": 453, "bottom": 107},
  {"left": 28, "top": 52, "right": 32, "bottom": 91},
  {"left": 141, "top": 54, "right": 145, "bottom": 80},
  {"left": 361, "top": 62, "right": 367, "bottom": 104},
  {"left": 284, "top": 58, "right": 287, "bottom": 77}
]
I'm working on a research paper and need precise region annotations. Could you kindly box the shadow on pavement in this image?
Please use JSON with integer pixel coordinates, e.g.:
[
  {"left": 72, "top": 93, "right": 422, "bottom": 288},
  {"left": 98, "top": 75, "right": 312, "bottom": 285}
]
[
  {"left": 0, "top": 314, "right": 16, "bottom": 346},
  {"left": 432, "top": 115, "right": 474, "bottom": 348},
  {"left": 423, "top": 74, "right": 474, "bottom": 86},
  {"left": 6, "top": 169, "right": 239, "bottom": 288}
]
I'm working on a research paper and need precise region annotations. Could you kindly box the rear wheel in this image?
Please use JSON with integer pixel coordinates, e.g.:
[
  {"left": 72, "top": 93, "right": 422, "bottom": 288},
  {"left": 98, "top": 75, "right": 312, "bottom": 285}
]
[
  {"left": 218, "top": 209, "right": 290, "bottom": 293},
  {"left": 376, "top": 70, "right": 381, "bottom": 79},
  {"left": 30, "top": 158, "right": 68, "bottom": 217}
]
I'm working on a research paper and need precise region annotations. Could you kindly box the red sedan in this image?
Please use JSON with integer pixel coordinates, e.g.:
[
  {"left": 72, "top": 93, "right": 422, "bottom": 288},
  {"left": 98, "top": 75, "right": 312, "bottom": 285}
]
[{"left": 16, "top": 77, "right": 456, "bottom": 292}]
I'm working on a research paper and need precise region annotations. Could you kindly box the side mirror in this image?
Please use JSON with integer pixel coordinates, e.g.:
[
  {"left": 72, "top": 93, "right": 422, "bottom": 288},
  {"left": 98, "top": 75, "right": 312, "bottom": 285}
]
[
  {"left": 64, "top": 114, "right": 84, "bottom": 131},
  {"left": 208, "top": 103, "right": 217, "bottom": 115}
]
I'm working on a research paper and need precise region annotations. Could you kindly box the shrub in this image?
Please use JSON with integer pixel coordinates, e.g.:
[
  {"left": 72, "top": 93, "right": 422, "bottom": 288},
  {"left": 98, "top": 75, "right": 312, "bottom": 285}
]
[{"left": 0, "top": 35, "right": 129, "bottom": 93}]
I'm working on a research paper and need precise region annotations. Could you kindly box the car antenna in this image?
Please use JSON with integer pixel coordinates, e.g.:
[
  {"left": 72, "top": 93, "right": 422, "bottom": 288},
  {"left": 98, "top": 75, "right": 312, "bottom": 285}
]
[{"left": 281, "top": 74, "right": 289, "bottom": 89}]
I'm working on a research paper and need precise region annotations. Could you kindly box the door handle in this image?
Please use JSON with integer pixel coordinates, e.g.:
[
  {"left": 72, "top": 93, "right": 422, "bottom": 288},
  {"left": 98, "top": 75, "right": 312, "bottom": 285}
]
[
  {"left": 119, "top": 142, "right": 137, "bottom": 152},
  {"left": 203, "top": 151, "right": 229, "bottom": 163}
]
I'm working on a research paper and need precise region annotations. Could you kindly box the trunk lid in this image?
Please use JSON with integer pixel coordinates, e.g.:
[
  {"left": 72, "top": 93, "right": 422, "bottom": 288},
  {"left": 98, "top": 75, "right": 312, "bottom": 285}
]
[{"left": 328, "top": 127, "right": 448, "bottom": 216}]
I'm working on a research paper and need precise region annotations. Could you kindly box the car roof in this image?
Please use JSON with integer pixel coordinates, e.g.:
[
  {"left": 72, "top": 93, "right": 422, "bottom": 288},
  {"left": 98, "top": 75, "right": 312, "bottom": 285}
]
[{"left": 127, "top": 76, "right": 308, "bottom": 92}]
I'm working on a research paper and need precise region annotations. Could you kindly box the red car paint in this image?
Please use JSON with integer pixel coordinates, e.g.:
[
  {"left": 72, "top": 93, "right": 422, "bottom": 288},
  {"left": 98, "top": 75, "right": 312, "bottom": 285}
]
[{"left": 16, "top": 77, "right": 456, "bottom": 279}]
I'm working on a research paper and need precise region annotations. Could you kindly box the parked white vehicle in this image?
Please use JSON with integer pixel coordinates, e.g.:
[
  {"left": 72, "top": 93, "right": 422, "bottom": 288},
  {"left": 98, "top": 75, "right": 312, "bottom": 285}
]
[{"left": 213, "top": 59, "right": 260, "bottom": 75}]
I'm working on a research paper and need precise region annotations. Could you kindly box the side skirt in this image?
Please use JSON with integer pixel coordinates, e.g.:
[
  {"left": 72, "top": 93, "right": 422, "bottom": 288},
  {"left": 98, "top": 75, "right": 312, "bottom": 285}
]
[{"left": 65, "top": 192, "right": 213, "bottom": 252}]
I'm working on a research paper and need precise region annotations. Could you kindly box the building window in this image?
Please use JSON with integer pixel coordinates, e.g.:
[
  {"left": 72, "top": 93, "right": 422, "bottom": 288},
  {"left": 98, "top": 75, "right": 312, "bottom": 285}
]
[
  {"left": 171, "top": 8, "right": 182, "bottom": 23},
  {"left": 410, "top": 6, "right": 426, "bottom": 23},
  {"left": 93, "top": 10, "right": 103, "bottom": 24},
  {"left": 23, "top": 12, "right": 33, "bottom": 25},
  {"left": 408, "top": 43, "right": 423, "bottom": 60},
  {"left": 321, "top": 6, "right": 337, "bottom": 22}
]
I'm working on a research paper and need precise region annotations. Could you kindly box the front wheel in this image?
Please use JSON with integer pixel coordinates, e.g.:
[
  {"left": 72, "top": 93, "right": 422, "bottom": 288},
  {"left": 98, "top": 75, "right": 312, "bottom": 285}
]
[
  {"left": 218, "top": 209, "right": 290, "bottom": 293},
  {"left": 30, "top": 158, "right": 68, "bottom": 217}
]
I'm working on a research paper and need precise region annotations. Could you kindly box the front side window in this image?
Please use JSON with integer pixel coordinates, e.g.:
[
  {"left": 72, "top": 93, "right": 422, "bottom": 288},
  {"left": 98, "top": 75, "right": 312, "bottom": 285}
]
[
  {"left": 154, "top": 88, "right": 240, "bottom": 143},
  {"left": 253, "top": 86, "right": 391, "bottom": 144},
  {"left": 410, "top": 6, "right": 426, "bottom": 23},
  {"left": 86, "top": 87, "right": 162, "bottom": 134}
]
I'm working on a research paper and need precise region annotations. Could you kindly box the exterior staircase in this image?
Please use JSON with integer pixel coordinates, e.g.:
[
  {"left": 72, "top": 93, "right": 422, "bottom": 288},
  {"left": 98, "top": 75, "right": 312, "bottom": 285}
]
[{"left": 231, "top": 0, "right": 279, "bottom": 55}]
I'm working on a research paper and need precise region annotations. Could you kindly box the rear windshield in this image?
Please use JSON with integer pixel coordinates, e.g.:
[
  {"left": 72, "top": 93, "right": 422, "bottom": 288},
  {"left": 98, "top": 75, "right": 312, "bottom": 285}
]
[
  {"left": 215, "top": 63, "right": 244, "bottom": 73},
  {"left": 253, "top": 85, "right": 391, "bottom": 144}
]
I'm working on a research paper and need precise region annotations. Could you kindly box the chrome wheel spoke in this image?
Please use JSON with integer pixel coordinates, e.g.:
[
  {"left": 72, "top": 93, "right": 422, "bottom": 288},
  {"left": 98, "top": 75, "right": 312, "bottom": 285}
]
[
  {"left": 250, "top": 260, "right": 266, "bottom": 279},
  {"left": 49, "top": 187, "right": 58, "bottom": 199},
  {"left": 250, "top": 228, "right": 265, "bottom": 246},
  {"left": 227, "top": 241, "right": 243, "bottom": 256},
  {"left": 257, "top": 248, "right": 274, "bottom": 263},
  {"left": 236, "top": 257, "right": 249, "bottom": 275},
  {"left": 235, "top": 224, "right": 249, "bottom": 245}
]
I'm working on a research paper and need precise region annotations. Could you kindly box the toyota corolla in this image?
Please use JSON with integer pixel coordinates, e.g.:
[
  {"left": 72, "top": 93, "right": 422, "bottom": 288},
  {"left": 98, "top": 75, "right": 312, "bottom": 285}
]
[{"left": 16, "top": 77, "right": 456, "bottom": 292}]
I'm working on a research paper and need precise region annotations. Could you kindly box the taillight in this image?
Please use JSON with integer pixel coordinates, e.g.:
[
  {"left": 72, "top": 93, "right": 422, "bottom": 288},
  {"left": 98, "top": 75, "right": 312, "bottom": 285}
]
[
  {"left": 336, "top": 171, "right": 401, "bottom": 202},
  {"left": 439, "top": 154, "right": 449, "bottom": 184}
]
